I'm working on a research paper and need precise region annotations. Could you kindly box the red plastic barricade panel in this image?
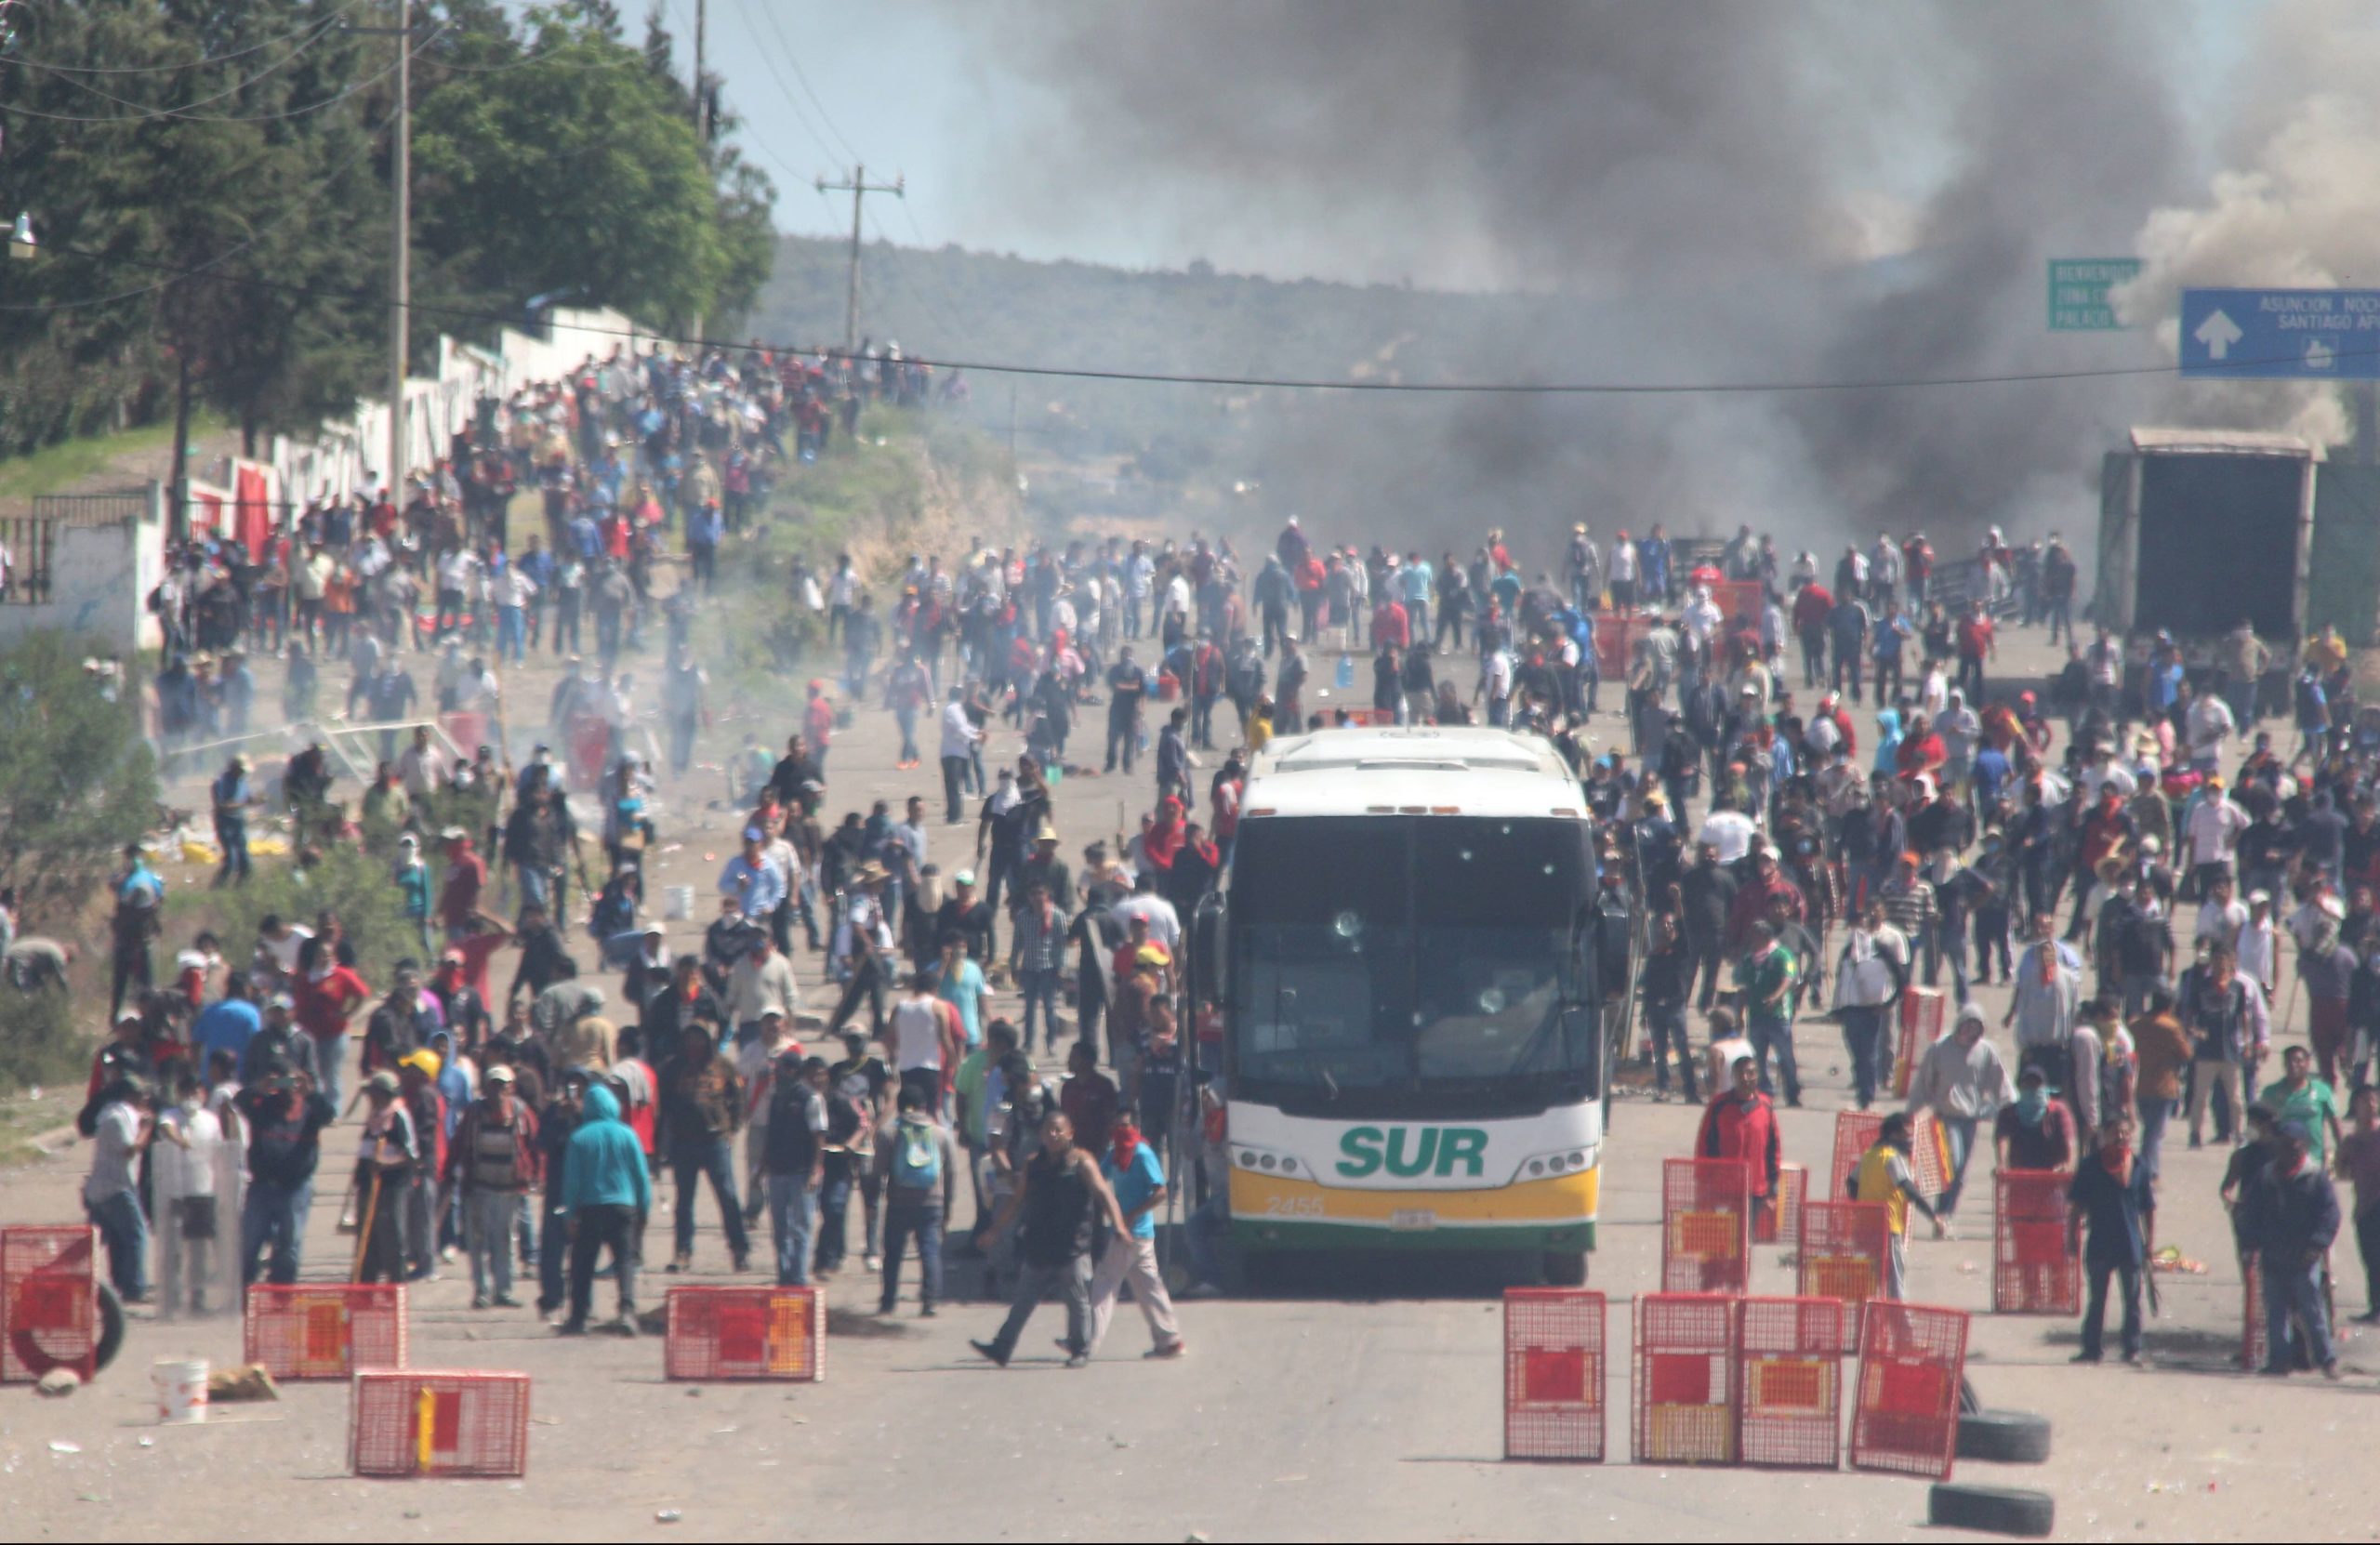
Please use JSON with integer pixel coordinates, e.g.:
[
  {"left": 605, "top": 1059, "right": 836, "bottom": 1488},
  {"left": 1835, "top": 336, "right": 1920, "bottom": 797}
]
[
  {"left": 1992, "top": 1170, "right": 2080, "bottom": 1315},
  {"left": 350, "top": 1369, "right": 530, "bottom": 1478},
  {"left": 1736, "top": 1296, "right": 1849, "bottom": 1471},
  {"left": 665, "top": 1286, "right": 826, "bottom": 1381},
  {"left": 2, "top": 1225, "right": 97, "bottom": 1383},
  {"left": 1890, "top": 988, "right": 1947, "bottom": 1098},
  {"left": 1831, "top": 1110, "right": 1950, "bottom": 1201},
  {"left": 1593, "top": 614, "right": 1654, "bottom": 679},
  {"left": 245, "top": 1284, "right": 407, "bottom": 1380},
  {"left": 1753, "top": 1162, "right": 1806, "bottom": 1248},
  {"left": 1830, "top": 1112, "right": 1881, "bottom": 1201},
  {"left": 1799, "top": 1200, "right": 1889, "bottom": 1346},
  {"left": 1503, "top": 1288, "right": 1606, "bottom": 1461},
  {"left": 1849, "top": 1301, "right": 1968, "bottom": 1481},
  {"left": 1633, "top": 1292, "right": 1739, "bottom": 1466},
  {"left": 1661, "top": 1157, "right": 1752, "bottom": 1294}
]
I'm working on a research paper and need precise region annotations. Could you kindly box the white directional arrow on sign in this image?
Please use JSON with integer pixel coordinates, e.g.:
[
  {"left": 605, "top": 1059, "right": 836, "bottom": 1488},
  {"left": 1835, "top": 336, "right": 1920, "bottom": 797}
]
[{"left": 2195, "top": 308, "right": 2243, "bottom": 360}]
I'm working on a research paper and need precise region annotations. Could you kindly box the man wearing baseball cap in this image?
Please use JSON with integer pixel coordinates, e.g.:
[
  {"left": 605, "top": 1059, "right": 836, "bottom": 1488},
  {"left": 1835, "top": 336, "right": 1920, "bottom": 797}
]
[{"left": 446, "top": 1064, "right": 538, "bottom": 1309}]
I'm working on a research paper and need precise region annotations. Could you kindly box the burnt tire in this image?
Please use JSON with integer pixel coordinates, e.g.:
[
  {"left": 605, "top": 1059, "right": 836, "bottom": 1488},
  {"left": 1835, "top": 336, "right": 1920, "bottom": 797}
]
[
  {"left": 93, "top": 1283, "right": 126, "bottom": 1372},
  {"left": 1954, "top": 1407, "right": 2051, "bottom": 1464},
  {"left": 1927, "top": 1483, "right": 2055, "bottom": 1538}
]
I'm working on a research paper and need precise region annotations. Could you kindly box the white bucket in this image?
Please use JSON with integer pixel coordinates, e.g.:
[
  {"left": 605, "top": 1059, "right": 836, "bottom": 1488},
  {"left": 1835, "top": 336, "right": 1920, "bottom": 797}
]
[
  {"left": 664, "top": 884, "right": 694, "bottom": 921},
  {"left": 152, "top": 1356, "right": 208, "bottom": 1425}
]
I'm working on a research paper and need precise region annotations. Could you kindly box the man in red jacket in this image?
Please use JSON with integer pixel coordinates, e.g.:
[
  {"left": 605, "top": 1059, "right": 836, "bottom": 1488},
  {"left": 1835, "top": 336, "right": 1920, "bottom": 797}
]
[{"left": 1696, "top": 1055, "right": 1782, "bottom": 1226}]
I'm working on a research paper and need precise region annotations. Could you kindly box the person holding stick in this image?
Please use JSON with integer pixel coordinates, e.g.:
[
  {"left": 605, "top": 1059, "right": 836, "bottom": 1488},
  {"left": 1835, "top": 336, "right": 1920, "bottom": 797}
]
[{"left": 351, "top": 1070, "right": 419, "bottom": 1283}]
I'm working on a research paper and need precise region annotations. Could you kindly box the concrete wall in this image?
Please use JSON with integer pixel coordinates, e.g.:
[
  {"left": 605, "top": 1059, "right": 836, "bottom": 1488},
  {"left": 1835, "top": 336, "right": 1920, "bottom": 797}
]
[{"left": 0, "top": 482, "right": 166, "bottom": 655}]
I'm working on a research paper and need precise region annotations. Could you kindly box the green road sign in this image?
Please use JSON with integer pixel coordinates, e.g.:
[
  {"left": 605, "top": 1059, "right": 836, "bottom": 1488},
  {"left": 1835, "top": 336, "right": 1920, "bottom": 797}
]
[{"left": 2049, "top": 258, "right": 2142, "bottom": 331}]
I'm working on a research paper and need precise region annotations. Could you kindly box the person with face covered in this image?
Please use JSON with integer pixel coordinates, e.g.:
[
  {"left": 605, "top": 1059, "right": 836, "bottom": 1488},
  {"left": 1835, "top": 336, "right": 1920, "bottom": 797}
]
[
  {"left": 2067, "top": 1116, "right": 2155, "bottom": 1364},
  {"left": 1083, "top": 1112, "right": 1185, "bottom": 1360}
]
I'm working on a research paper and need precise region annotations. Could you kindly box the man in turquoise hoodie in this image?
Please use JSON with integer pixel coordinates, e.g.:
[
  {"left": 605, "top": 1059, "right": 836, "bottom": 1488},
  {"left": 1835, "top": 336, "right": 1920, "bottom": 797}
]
[{"left": 559, "top": 1083, "right": 651, "bottom": 1336}]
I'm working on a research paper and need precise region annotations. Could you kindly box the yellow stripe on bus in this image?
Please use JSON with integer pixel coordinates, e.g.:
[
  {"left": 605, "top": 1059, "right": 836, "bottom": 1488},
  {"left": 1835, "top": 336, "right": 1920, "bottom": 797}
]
[{"left": 1230, "top": 1163, "right": 1600, "bottom": 1226}]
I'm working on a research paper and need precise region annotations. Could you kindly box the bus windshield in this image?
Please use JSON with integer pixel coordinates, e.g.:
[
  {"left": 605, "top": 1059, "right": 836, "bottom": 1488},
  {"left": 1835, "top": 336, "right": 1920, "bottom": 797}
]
[{"left": 1228, "top": 815, "right": 1599, "bottom": 1113}]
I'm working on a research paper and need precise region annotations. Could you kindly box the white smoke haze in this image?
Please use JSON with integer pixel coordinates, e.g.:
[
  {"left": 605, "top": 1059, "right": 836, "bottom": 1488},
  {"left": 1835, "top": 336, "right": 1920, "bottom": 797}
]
[
  {"left": 919, "top": 1, "right": 2380, "bottom": 551},
  {"left": 2114, "top": 0, "right": 2380, "bottom": 447}
]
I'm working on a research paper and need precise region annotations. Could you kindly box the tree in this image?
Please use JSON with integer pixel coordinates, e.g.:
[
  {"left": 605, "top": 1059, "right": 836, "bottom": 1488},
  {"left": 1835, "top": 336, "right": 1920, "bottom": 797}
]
[
  {"left": 0, "top": 633, "right": 160, "bottom": 911},
  {"left": 410, "top": 8, "right": 775, "bottom": 333}
]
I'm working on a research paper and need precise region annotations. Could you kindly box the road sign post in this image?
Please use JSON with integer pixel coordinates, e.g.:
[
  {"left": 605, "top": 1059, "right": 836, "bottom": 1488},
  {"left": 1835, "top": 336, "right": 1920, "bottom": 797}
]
[
  {"left": 2180, "top": 287, "right": 2380, "bottom": 378},
  {"left": 2048, "top": 258, "right": 2140, "bottom": 331}
]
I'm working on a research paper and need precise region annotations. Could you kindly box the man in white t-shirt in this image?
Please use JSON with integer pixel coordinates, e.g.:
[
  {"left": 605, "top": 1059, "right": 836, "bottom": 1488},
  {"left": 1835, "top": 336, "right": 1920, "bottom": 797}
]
[
  {"left": 1698, "top": 807, "right": 1757, "bottom": 866},
  {"left": 887, "top": 971, "right": 959, "bottom": 1113}
]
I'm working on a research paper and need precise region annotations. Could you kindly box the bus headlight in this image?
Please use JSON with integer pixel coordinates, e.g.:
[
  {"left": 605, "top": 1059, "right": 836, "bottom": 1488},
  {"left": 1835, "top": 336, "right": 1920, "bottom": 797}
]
[
  {"left": 1234, "top": 1143, "right": 1299, "bottom": 1177},
  {"left": 1517, "top": 1146, "right": 1598, "bottom": 1183}
]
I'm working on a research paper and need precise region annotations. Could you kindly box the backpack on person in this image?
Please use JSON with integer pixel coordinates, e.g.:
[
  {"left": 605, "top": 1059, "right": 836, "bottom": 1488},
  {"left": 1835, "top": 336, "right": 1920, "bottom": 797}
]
[{"left": 890, "top": 1115, "right": 941, "bottom": 1190}]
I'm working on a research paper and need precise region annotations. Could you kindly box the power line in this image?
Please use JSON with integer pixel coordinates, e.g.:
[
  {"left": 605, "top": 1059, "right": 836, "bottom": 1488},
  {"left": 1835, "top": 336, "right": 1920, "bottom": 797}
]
[
  {"left": 755, "top": 3, "right": 858, "bottom": 165},
  {"left": 0, "top": 96, "right": 403, "bottom": 315},
  {"left": 1, "top": 18, "right": 445, "bottom": 125},
  {"left": 2, "top": 13, "right": 352, "bottom": 122},
  {"left": 7, "top": 234, "right": 2286, "bottom": 399},
  {"left": 0, "top": 1, "right": 365, "bottom": 76}
]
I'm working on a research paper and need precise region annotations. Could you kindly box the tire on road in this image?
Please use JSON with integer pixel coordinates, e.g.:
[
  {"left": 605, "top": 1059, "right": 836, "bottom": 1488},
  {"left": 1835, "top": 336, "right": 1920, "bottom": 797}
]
[
  {"left": 1953, "top": 1408, "right": 2051, "bottom": 1464},
  {"left": 1542, "top": 1250, "right": 1588, "bottom": 1287},
  {"left": 1927, "top": 1483, "right": 2055, "bottom": 1538},
  {"left": 94, "top": 1283, "right": 126, "bottom": 1372}
]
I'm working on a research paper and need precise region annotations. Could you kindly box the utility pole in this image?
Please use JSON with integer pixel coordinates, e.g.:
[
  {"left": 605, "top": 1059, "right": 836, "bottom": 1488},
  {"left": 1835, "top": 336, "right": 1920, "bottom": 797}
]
[
  {"left": 814, "top": 165, "right": 904, "bottom": 355},
  {"left": 692, "top": 0, "right": 707, "bottom": 144},
  {"left": 351, "top": 5, "right": 416, "bottom": 500}
]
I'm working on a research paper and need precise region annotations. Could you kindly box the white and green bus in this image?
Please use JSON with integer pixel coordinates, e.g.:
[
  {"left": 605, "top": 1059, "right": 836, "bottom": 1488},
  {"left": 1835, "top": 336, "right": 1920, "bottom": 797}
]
[{"left": 1189, "top": 725, "right": 1609, "bottom": 1285}]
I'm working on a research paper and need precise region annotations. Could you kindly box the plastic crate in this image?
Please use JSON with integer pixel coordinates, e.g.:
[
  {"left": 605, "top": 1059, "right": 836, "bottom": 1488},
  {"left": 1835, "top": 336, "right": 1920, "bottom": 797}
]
[
  {"left": 664, "top": 1286, "right": 826, "bottom": 1381},
  {"left": 1991, "top": 1171, "right": 2080, "bottom": 1315},
  {"left": 1753, "top": 1162, "right": 1806, "bottom": 1248},
  {"left": 1633, "top": 1292, "right": 1739, "bottom": 1466},
  {"left": 2, "top": 1225, "right": 97, "bottom": 1383},
  {"left": 1661, "top": 1157, "right": 1752, "bottom": 1294},
  {"left": 245, "top": 1284, "right": 408, "bottom": 1380},
  {"left": 1849, "top": 1301, "right": 1967, "bottom": 1481},
  {"left": 350, "top": 1368, "right": 530, "bottom": 1478},
  {"left": 1502, "top": 1288, "right": 1606, "bottom": 1461},
  {"left": 1736, "top": 1296, "right": 1849, "bottom": 1471},
  {"left": 1799, "top": 1200, "right": 1889, "bottom": 1346}
]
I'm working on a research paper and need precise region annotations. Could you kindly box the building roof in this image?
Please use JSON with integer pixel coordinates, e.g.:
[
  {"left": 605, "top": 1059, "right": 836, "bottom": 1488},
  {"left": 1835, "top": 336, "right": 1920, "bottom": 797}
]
[
  {"left": 1244, "top": 725, "right": 1586, "bottom": 820},
  {"left": 2129, "top": 426, "right": 2324, "bottom": 459}
]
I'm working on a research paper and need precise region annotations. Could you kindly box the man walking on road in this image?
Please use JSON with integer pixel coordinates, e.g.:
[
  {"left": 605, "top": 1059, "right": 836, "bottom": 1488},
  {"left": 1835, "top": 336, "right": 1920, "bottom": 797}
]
[
  {"left": 972, "top": 1110, "right": 1130, "bottom": 1367},
  {"left": 939, "top": 685, "right": 981, "bottom": 825},
  {"left": 1695, "top": 1055, "right": 1781, "bottom": 1234},
  {"left": 2240, "top": 1119, "right": 2343, "bottom": 1379},
  {"left": 1850, "top": 1112, "right": 1946, "bottom": 1299},
  {"left": 1086, "top": 1112, "right": 1185, "bottom": 1360}
]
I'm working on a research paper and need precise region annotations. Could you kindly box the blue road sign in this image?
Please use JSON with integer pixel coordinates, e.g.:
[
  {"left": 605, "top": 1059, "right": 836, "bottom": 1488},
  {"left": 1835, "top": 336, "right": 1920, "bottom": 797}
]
[{"left": 2179, "top": 287, "right": 2380, "bottom": 378}]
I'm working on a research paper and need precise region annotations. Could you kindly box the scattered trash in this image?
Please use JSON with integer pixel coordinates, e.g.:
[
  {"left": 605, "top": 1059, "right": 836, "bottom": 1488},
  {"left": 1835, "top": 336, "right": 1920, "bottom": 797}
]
[
  {"left": 403, "top": 1511, "right": 421, "bottom": 1521},
  {"left": 137, "top": 1437, "right": 152, "bottom": 1448},
  {"left": 686, "top": 1387, "right": 703, "bottom": 1398},
  {"left": 713, "top": 1427, "right": 738, "bottom": 1436},
  {"left": 208, "top": 1364, "right": 280, "bottom": 1403},
  {"left": 656, "top": 1510, "right": 683, "bottom": 1525},
  {"left": 34, "top": 1368, "right": 81, "bottom": 1397},
  {"left": 47, "top": 1440, "right": 81, "bottom": 1454}
]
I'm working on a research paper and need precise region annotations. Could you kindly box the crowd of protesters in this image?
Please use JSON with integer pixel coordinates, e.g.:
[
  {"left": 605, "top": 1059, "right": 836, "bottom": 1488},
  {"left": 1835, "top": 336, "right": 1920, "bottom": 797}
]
[{"left": 60, "top": 329, "right": 2375, "bottom": 1380}]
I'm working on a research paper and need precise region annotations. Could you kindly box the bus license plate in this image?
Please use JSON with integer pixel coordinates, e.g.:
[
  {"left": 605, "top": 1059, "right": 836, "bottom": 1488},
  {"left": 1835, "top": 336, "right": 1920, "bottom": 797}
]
[{"left": 1390, "top": 1208, "right": 1437, "bottom": 1232}]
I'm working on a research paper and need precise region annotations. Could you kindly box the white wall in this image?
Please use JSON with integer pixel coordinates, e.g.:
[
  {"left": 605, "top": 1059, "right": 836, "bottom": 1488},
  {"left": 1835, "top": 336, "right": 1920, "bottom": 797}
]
[{"left": 0, "top": 482, "right": 166, "bottom": 654}]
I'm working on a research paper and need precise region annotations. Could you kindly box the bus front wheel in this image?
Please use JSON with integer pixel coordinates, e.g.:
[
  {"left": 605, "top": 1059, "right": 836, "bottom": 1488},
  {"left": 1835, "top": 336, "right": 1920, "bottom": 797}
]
[{"left": 1542, "top": 1250, "right": 1588, "bottom": 1288}]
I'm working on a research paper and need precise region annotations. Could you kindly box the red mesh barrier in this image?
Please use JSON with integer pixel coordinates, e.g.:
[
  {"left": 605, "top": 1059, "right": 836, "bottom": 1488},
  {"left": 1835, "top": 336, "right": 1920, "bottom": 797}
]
[
  {"left": 1890, "top": 988, "right": 1947, "bottom": 1099},
  {"left": 2, "top": 1226, "right": 97, "bottom": 1383},
  {"left": 1753, "top": 1162, "right": 1806, "bottom": 1248},
  {"left": 1633, "top": 1292, "right": 1739, "bottom": 1466},
  {"left": 1502, "top": 1288, "right": 1606, "bottom": 1461},
  {"left": 1736, "top": 1296, "right": 1850, "bottom": 1470},
  {"left": 664, "top": 1286, "right": 827, "bottom": 1381},
  {"left": 350, "top": 1369, "right": 530, "bottom": 1478},
  {"left": 1849, "top": 1301, "right": 1968, "bottom": 1481},
  {"left": 1799, "top": 1200, "right": 1889, "bottom": 1346},
  {"left": 1992, "top": 1170, "right": 2080, "bottom": 1315},
  {"left": 1831, "top": 1110, "right": 1950, "bottom": 1200},
  {"left": 1830, "top": 1112, "right": 1881, "bottom": 1200},
  {"left": 1662, "top": 1157, "right": 1752, "bottom": 1294},
  {"left": 244, "top": 1284, "right": 407, "bottom": 1380}
]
